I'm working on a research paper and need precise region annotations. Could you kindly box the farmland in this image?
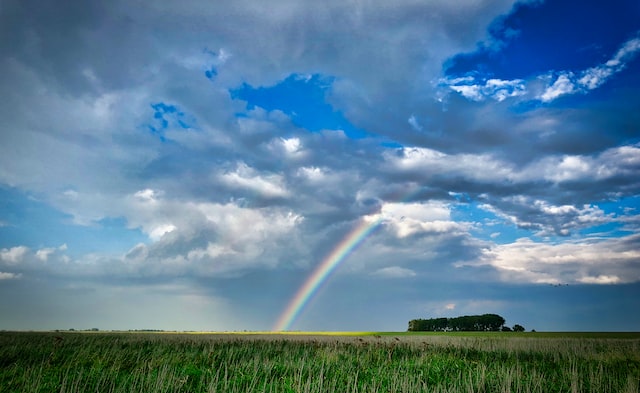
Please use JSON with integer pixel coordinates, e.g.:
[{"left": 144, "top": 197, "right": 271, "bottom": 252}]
[{"left": 1, "top": 331, "right": 639, "bottom": 392}]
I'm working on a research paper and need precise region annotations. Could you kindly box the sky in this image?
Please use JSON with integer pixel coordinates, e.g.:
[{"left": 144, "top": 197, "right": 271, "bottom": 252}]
[{"left": 1, "top": 0, "right": 639, "bottom": 332}]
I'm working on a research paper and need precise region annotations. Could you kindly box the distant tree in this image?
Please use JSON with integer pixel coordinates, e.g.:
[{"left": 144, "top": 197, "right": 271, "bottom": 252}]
[
  {"left": 502, "top": 326, "right": 512, "bottom": 332},
  {"left": 513, "top": 324, "right": 525, "bottom": 332},
  {"left": 408, "top": 314, "right": 507, "bottom": 332}
]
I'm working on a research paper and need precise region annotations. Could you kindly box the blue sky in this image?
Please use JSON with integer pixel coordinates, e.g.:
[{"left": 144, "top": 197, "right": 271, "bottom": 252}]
[{"left": 1, "top": 0, "right": 639, "bottom": 331}]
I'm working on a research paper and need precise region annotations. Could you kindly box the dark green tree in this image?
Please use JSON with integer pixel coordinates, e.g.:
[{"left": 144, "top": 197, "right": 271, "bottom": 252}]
[
  {"left": 513, "top": 324, "right": 525, "bottom": 332},
  {"left": 408, "top": 314, "right": 507, "bottom": 332}
]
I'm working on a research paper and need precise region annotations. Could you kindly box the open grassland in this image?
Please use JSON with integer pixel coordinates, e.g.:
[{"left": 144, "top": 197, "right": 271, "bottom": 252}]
[{"left": 1, "top": 331, "right": 639, "bottom": 393}]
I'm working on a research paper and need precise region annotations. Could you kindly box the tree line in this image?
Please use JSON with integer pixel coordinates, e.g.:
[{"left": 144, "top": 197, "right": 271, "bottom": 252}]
[{"left": 408, "top": 314, "right": 524, "bottom": 332}]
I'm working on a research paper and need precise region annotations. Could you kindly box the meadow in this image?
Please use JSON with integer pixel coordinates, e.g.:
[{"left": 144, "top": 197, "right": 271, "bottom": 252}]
[{"left": 1, "top": 331, "right": 639, "bottom": 393}]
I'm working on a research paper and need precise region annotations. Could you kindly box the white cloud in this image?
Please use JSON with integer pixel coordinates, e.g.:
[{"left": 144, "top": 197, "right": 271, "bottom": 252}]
[
  {"left": 148, "top": 224, "right": 177, "bottom": 241},
  {"left": 296, "top": 166, "right": 326, "bottom": 183},
  {"left": 0, "top": 246, "right": 29, "bottom": 265},
  {"left": 371, "top": 266, "right": 417, "bottom": 278},
  {"left": 266, "top": 137, "right": 307, "bottom": 159},
  {"left": 0, "top": 272, "right": 22, "bottom": 280},
  {"left": 538, "top": 35, "right": 640, "bottom": 101},
  {"left": 480, "top": 197, "right": 614, "bottom": 237},
  {"left": 445, "top": 77, "right": 526, "bottom": 101},
  {"left": 381, "top": 201, "right": 450, "bottom": 222},
  {"left": 35, "top": 247, "right": 56, "bottom": 262},
  {"left": 219, "top": 162, "right": 289, "bottom": 198},
  {"left": 449, "top": 84, "right": 483, "bottom": 101},
  {"left": 444, "top": 34, "right": 640, "bottom": 103},
  {"left": 524, "top": 144, "right": 640, "bottom": 182},
  {"left": 471, "top": 234, "right": 640, "bottom": 284},
  {"left": 281, "top": 137, "right": 302, "bottom": 154},
  {"left": 578, "top": 275, "right": 621, "bottom": 284},
  {"left": 386, "top": 147, "right": 515, "bottom": 183},
  {"left": 0, "top": 202, "right": 304, "bottom": 280},
  {"left": 387, "top": 143, "right": 640, "bottom": 187},
  {"left": 538, "top": 73, "right": 576, "bottom": 102},
  {"left": 134, "top": 189, "right": 161, "bottom": 202},
  {"left": 578, "top": 36, "right": 640, "bottom": 90},
  {"left": 362, "top": 201, "right": 471, "bottom": 239}
]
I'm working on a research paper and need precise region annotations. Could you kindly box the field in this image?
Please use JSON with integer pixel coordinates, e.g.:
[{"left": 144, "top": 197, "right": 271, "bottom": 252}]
[{"left": 1, "top": 331, "right": 639, "bottom": 392}]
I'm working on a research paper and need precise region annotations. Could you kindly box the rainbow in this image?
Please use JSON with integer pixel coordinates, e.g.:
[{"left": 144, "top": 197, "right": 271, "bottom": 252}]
[{"left": 272, "top": 215, "right": 384, "bottom": 331}]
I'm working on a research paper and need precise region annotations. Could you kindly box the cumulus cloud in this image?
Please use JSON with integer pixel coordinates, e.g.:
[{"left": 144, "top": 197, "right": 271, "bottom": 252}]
[
  {"left": 480, "top": 198, "right": 616, "bottom": 237},
  {"left": 0, "top": 246, "right": 29, "bottom": 265},
  {"left": 381, "top": 143, "right": 639, "bottom": 237},
  {"left": 114, "top": 196, "right": 305, "bottom": 276},
  {"left": 524, "top": 144, "right": 640, "bottom": 183},
  {"left": 386, "top": 143, "right": 640, "bottom": 187},
  {"left": 374, "top": 201, "right": 470, "bottom": 238},
  {"left": 469, "top": 234, "right": 640, "bottom": 284},
  {"left": 267, "top": 137, "right": 306, "bottom": 159},
  {"left": 384, "top": 147, "right": 515, "bottom": 183},
  {"left": 218, "top": 163, "right": 290, "bottom": 199}
]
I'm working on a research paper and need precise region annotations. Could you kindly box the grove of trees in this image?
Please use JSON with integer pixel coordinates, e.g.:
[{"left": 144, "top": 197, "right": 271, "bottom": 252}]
[{"left": 408, "top": 314, "right": 509, "bottom": 332}]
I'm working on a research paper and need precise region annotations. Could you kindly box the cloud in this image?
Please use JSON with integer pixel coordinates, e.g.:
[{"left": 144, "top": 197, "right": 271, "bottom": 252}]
[
  {"left": 35, "top": 247, "right": 57, "bottom": 262},
  {"left": 538, "top": 72, "right": 576, "bottom": 102},
  {"left": 0, "top": 207, "right": 304, "bottom": 281},
  {"left": 479, "top": 197, "right": 622, "bottom": 237},
  {"left": 0, "top": 272, "right": 21, "bottom": 280},
  {"left": 384, "top": 147, "right": 515, "bottom": 183},
  {"left": 537, "top": 33, "right": 640, "bottom": 102},
  {"left": 371, "top": 266, "right": 417, "bottom": 279},
  {"left": 115, "top": 198, "right": 305, "bottom": 276},
  {"left": 524, "top": 144, "right": 640, "bottom": 183},
  {"left": 386, "top": 143, "right": 640, "bottom": 186},
  {"left": 444, "top": 77, "right": 526, "bottom": 101},
  {"left": 407, "top": 115, "right": 423, "bottom": 132},
  {"left": 469, "top": 234, "right": 640, "bottom": 284},
  {"left": 269, "top": 137, "right": 306, "bottom": 159},
  {"left": 577, "top": 275, "right": 621, "bottom": 285},
  {"left": 443, "top": 33, "right": 640, "bottom": 103},
  {"left": 577, "top": 36, "right": 640, "bottom": 90},
  {"left": 218, "top": 163, "right": 290, "bottom": 199},
  {"left": 0, "top": 246, "right": 29, "bottom": 265},
  {"left": 380, "top": 201, "right": 451, "bottom": 222}
]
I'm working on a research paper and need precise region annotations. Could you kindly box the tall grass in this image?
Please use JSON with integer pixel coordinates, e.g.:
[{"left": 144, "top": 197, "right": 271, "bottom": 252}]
[{"left": 1, "top": 332, "right": 638, "bottom": 392}]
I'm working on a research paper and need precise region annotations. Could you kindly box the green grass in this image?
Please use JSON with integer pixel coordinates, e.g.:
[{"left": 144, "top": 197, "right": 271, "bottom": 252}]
[{"left": 1, "top": 331, "right": 638, "bottom": 392}]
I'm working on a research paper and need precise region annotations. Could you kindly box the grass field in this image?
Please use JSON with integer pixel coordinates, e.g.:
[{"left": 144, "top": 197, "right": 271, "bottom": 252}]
[{"left": 1, "top": 331, "right": 638, "bottom": 392}]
